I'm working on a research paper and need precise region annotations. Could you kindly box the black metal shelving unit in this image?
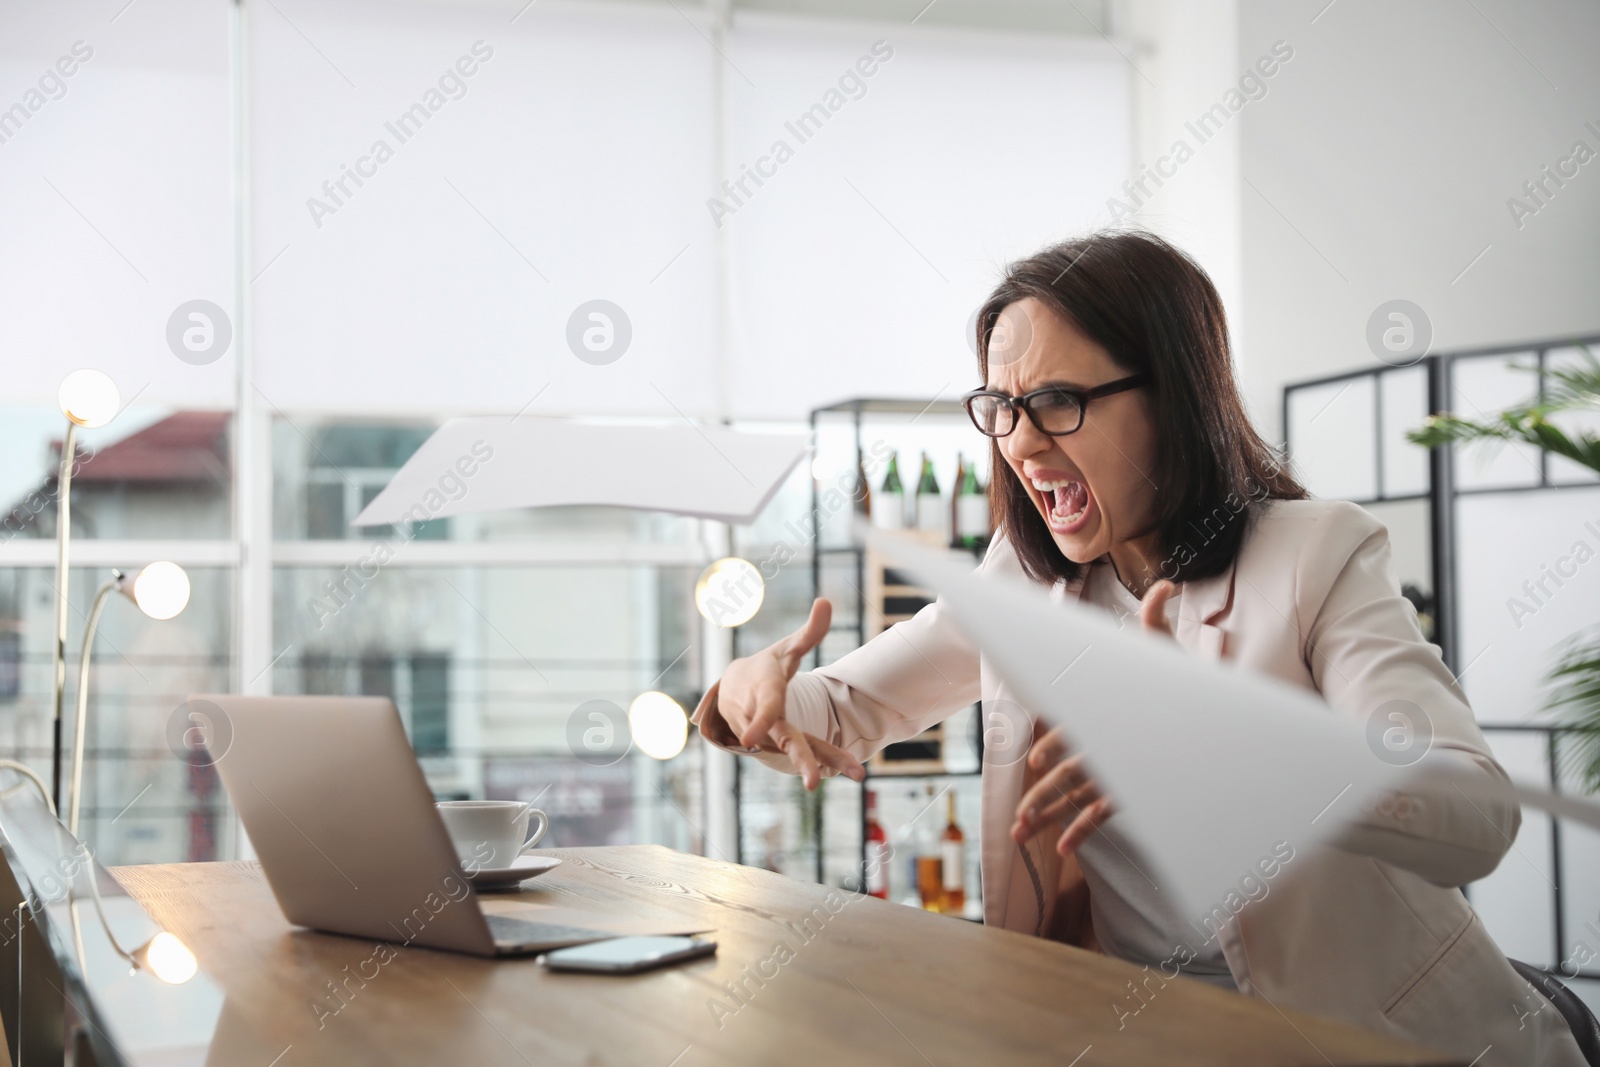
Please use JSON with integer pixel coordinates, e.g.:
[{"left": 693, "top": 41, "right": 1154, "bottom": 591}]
[
  {"left": 1284, "top": 333, "right": 1600, "bottom": 983},
  {"left": 808, "top": 397, "right": 987, "bottom": 909}
]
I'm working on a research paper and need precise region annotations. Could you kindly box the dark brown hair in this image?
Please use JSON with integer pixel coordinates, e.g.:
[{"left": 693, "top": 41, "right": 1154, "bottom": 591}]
[{"left": 976, "top": 230, "right": 1305, "bottom": 587}]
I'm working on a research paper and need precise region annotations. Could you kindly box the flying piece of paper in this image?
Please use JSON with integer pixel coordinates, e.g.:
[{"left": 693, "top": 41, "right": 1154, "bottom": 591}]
[
  {"left": 353, "top": 416, "right": 809, "bottom": 528},
  {"left": 863, "top": 528, "right": 1600, "bottom": 926}
]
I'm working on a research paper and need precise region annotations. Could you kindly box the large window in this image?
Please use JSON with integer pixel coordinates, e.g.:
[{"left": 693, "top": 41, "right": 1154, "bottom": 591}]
[
  {"left": 0, "top": 403, "right": 238, "bottom": 866},
  {"left": 0, "top": 564, "right": 235, "bottom": 866},
  {"left": 0, "top": 404, "right": 716, "bottom": 866}
]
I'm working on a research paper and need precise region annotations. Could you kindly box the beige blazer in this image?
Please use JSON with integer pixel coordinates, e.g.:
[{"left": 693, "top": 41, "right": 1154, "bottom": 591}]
[{"left": 717, "top": 499, "right": 1584, "bottom": 1066}]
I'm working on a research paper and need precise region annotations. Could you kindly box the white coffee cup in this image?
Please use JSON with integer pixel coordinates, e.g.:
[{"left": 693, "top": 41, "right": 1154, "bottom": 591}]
[{"left": 436, "top": 800, "right": 549, "bottom": 872}]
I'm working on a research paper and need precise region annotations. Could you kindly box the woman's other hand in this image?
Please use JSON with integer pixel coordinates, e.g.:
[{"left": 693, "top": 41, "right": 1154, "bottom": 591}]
[
  {"left": 691, "top": 598, "right": 866, "bottom": 790},
  {"left": 1010, "top": 578, "right": 1179, "bottom": 853},
  {"left": 1011, "top": 726, "right": 1112, "bottom": 855},
  {"left": 1139, "top": 578, "right": 1178, "bottom": 639}
]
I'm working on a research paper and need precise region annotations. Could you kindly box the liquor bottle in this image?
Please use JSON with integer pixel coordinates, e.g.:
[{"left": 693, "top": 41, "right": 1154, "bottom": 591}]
[
  {"left": 871, "top": 451, "right": 905, "bottom": 529},
  {"left": 954, "top": 456, "right": 990, "bottom": 549},
  {"left": 864, "top": 789, "right": 889, "bottom": 900},
  {"left": 854, "top": 452, "right": 872, "bottom": 518},
  {"left": 899, "top": 787, "right": 923, "bottom": 908},
  {"left": 941, "top": 790, "right": 966, "bottom": 915},
  {"left": 948, "top": 454, "right": 966, "bottom": 547},
  {"left": 913, "top": 452, "right": 943, "bottom": 535},
  {"left": 916, "top": 783, "right": 945, "bottom": 912}
]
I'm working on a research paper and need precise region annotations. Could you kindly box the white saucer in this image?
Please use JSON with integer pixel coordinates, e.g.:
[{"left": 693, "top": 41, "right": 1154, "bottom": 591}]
[{"left": 465, "top": 855, "right": 562, "bottom": 890}]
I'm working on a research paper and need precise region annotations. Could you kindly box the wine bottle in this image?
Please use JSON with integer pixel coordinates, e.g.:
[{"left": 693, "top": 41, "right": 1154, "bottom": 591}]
[
  {"left": 948, "top": 454, "right": 966, "bottom": 547},
  {"left": 864, "top": 789, "right": 889, "bottom": 900},
  {"left": 913, "top": 452, "right": 943, "bottom": 535},
  {"left": 941, "top": 790, "right": 966, "bottom": 915},
  {"left": 871, "top": 451, "right": 905, "bottom": 529},
  {"left": 899, "top": 787, "right": 922, "bottom": 907},
  {"left": 955, "top": 457, "right": 989, "bottom": 548},
  {"left": 854, "top": 452, "right": 872, "bottom": 518}
]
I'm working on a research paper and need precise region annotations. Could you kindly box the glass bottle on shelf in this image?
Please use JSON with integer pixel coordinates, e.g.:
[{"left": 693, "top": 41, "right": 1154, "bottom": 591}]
[
  {"left": 864, "top": 789, "right": 889, "bottom": 900},
  {"left": 914, "top": 452, "right": 943, "bottom": 536},
  {"left": 948, "top": 454, "right": 966, "bottom": 546},
  {"left": 941, "top": 790, "right": 966, "bottom": 915},
  {"left": 872, "top": 450, "right": 905, "bottom": 529},
  {"left": 916, "top": 783, "right": 945, "bottom": 912},
  {"left": 954, "top": 455, "right": 989, "bottom": 549},
  {"left": 854, "top": 452, "right": 872, "bottom": 518},
  {"left": 896, "top": 786, "right": 922, "bottom": 908}
]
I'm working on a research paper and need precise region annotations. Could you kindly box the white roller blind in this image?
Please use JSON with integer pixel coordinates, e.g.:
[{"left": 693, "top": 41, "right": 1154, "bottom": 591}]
[
  {"left": 249, "top": 0, "right": 717, "bottom": 415},
  {"left": 0, "top": 0, "right": 234, "bottom": 407},
  {"left": 248, "top": 3, "right": 1132, "bottom": 419},
  {"left": 722, "top": 17, "right": 1131, "bottom": 419}
]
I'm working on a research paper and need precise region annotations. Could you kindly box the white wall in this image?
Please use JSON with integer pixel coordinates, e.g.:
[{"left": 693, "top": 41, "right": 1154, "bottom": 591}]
[
  {"left": 1238, "top": 0, "right": 1600, "bottom": 439},
  {"left": 1110, "top": 0, "right": 1243, "bottom": 342}
]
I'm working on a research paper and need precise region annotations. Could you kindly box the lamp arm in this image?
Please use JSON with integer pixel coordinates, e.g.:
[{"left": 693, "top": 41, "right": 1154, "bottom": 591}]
[
  {"left": 68, "top": 577, "right": 119, "bottom": 837},
  {"left": 51, "top": 421, "right": 78, "bottom": 812},
  {"left": 64, "top": 839, "right": 140, "bottom": 976},
  {"left": 71, "top": 862, "right": 140, "bottom": 973},
  {"left": 0, "top": 755, "right": 125, "bottom": 973},
  {"left": 0, "top": 761, "right": 56, "bottom": 815}
]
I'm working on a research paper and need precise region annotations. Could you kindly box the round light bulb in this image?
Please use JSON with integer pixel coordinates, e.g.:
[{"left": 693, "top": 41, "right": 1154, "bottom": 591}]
[
  {"left": 57, "top": 370, "right": 120, "bottom": 428},
  {"left": 130, "top": 562, "right": 190, "bottom": 620},
  {"left": 628, "top": 691, "right": 688, "bottom": 760},
  {"left": 139, "top": 931, "right": 197, "bottom": 984},
  {"left": 694, "top": 557, "right": 763, "bottom": 628}
]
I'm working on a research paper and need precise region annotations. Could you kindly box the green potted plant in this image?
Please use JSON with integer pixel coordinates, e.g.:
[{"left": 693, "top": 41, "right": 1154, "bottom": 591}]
[{"left": 1408, "top": 348, "right": 1600, "bottom": 794}]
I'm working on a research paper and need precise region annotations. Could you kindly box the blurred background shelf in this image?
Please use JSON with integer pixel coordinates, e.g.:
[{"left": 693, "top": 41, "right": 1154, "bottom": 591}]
[{"left": 735, "top": 397, "right": 993, "bottom": 912}]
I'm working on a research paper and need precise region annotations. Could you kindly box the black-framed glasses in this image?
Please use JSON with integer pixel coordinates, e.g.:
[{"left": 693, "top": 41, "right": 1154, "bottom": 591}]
[{"left": 961, "top": 374, "right": 1150, "bottom": 438}]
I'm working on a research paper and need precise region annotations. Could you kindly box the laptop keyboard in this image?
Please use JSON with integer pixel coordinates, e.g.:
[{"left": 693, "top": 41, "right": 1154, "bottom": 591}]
[{"left": 485, "top": 913, "right": 612, "bottom": 948}]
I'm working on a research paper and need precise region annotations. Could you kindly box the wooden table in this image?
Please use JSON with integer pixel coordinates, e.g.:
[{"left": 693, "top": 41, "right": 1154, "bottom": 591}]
[{"left": 113, "top": 846, "right": 1458, "bottom": 1066}]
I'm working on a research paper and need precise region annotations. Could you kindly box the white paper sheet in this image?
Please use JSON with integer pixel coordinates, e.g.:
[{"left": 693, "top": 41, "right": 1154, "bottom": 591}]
[
  {"left": 862, "top": 529, "right": 1600, "bottom": 926},
  {"left": 352, "top": 416, "right": 809, "bottom": 527}
]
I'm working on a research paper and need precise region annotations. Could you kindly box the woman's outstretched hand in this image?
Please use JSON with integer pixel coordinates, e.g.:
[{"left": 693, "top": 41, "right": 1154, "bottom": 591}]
[
  {"left": 691, "top": 597, "right": 866, "bottom": 791},
  {"left": 1011, "top": 579, "right": 1178, "bottom": 855}
]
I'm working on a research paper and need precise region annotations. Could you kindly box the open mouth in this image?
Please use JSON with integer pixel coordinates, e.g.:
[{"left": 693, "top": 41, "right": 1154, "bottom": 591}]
[{"left": 1029, "top": 476, "right": 1092, "bottom": 534}]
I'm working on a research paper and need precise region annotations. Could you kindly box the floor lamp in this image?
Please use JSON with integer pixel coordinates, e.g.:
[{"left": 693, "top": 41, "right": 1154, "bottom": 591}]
[
  {"left": 51, "top": 370, "right": 121, "bottom": 813},
  {"left": 67, "top": 563, "right": 191, "bottom": 837}
]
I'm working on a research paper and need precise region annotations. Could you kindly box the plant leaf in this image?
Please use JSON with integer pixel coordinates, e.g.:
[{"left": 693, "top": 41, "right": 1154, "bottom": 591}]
[{"left": 1546, "top": 631, "right": 1600, "bottom": 795}]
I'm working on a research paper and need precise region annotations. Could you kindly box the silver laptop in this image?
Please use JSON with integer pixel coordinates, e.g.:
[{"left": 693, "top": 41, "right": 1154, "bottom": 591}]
[{"left": 195, "top": 693, "right": 613, "bottom": 957}]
